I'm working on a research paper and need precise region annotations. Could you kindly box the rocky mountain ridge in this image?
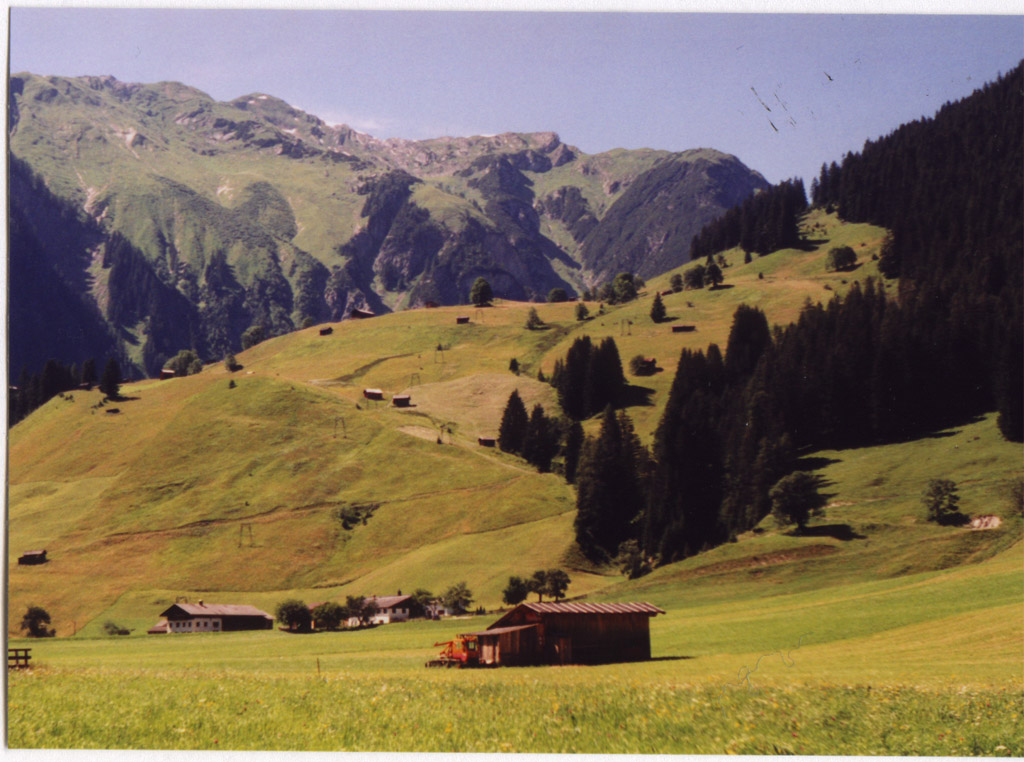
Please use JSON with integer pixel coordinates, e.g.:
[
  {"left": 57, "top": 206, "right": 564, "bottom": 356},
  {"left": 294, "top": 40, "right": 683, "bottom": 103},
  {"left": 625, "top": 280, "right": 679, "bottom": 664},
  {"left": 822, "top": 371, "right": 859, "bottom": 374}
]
[{"left": 9, "top": 72, "right": 769, "bottom": 378}]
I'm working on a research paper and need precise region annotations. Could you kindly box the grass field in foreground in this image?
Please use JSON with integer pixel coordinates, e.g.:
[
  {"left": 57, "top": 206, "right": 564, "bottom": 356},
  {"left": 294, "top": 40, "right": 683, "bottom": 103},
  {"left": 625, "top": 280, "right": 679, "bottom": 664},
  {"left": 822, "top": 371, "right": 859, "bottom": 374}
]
[{"left": 9, "top": 532, "right": 1022, "bottom": 754}]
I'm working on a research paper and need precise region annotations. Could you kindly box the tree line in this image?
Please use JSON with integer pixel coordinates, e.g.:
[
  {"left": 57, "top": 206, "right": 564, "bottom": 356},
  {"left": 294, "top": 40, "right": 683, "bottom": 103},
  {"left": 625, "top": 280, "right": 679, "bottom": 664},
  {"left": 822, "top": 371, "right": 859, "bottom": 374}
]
[
  {"left": 569, "top": 65, "right": 1023, "bottom": 566},
  {"left": 689, "top": 179, "right": 808, "bottom": 262},
  {"left": 810, "top": 62, "right": 1022, "bottom": 441},
  {"left": 9, "top": 356, "right": 124, "bottom": 426}
]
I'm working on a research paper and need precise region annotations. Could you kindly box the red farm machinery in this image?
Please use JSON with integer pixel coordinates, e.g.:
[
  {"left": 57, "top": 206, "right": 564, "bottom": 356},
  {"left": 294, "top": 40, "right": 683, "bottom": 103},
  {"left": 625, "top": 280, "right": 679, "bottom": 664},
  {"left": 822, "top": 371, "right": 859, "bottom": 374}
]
[{"left": 425, "top": 635, "right": 480, "bottom": 668}]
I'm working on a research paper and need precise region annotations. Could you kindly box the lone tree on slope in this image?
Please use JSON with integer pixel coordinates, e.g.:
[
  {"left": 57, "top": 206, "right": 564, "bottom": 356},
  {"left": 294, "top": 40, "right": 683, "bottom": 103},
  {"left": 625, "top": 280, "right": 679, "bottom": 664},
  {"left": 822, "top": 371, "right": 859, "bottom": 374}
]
[
  {"left": 99, "top": 357, "right": 121, "bottom": 400},
  {"left": 770, "top": 471, "right": 826, "bottom": 532},
  {"left": 470, "top": 277, "right": 493, "bottom": 306}
]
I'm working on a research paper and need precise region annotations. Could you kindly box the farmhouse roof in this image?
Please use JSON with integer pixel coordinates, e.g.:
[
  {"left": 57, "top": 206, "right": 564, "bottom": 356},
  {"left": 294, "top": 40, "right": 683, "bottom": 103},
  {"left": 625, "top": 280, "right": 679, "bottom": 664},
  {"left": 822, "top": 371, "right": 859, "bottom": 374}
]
[
  {"left": 509, "top": 601, "right": 665, "bottom": 616},
  {"left": 367, "top": 594, "right": 412, "bottom": 609},
  {"left": 160, "top": 603, "right": 273, "bottom": 618}
]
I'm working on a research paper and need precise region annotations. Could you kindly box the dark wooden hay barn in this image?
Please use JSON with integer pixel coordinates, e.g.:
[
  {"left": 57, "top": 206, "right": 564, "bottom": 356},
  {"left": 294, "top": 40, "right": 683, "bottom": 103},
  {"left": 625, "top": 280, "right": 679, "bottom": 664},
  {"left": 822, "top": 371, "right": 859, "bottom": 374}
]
[
  {"left": 672, "top": 325, "right": 696, "bottom": 333},
  {"left": 392, "top": 394, "right": 412, "bottom": 407},
  {"left": 319, "top": 326, "right": 334, "bottom": 335},
  {"left": 425, "top": 301, "right": 439, "bottom": 308},
  {"left": 456, "top": 316, "right": 470, "bottom": 324},
  {"left": 159, "top": 369, "right": 176, "bottom": 380},
  {"left": 363, "top": 388, "right": 384, "bottom": 400},
  {"left": 464, "top": 601, "right": 665, "bottom": 666},
  {"left": 477, "top": 436, "right": 496, "bottom": 447},
  {"left": 17, "top": 550, "right": 47, "bottom": 565},
  {"left": 637, "top": 358, "right": 657, "bottom": 374},
  {"left": 350, "top": 307, "right": 376, "bottom": 319}
]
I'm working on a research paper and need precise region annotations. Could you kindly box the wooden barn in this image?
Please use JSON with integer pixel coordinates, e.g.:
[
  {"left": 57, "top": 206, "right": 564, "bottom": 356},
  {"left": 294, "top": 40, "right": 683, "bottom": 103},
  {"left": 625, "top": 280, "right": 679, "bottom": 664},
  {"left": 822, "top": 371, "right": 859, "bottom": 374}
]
[
  {"left": 151, "top": 602, "right": 273, "bottom": 634},
  {"left": 477, "top": 436, "right": 496, "bottom": 447},
  {"left": 459, "top": 601, "right": 665, "bottom": 666},
  {"left": 350, "top": 307, "right": 375, "bottom": 319},
  {"left": 456, "top": 316, "right": 470, "bottom": 324},
  {"left": 671, "top": 325, "right": 696, "bottom": 333},
  {"left": 17, "top": 550, "right": 47, "bottom": 565},
  {"left": 159, "top": 368, "right": 176, "bottom": 380},
  {"left": 363, "top": 388, "right": 384, "bottom": 400},
  {"left": 319, "top": 326, "right": 334, "bottom": 336},
  {"left": 392, "top": 394, "right": 412, "bottom": 408}
]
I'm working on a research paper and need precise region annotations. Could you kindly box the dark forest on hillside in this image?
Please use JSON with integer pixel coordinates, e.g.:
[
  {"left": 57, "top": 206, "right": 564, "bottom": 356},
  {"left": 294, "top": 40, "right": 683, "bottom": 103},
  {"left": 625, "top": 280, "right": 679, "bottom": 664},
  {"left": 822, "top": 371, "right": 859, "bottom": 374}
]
[{"left": 571, "top": 63, "right": 1023, "bottom": 566}]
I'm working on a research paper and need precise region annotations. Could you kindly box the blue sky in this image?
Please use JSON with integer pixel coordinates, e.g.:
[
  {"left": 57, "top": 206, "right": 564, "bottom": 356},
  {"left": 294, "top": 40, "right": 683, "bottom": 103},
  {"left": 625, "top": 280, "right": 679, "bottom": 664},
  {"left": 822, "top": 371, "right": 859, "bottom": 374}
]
[{"left": 8, "top": 9, "right": 1022, "bottom": 184}]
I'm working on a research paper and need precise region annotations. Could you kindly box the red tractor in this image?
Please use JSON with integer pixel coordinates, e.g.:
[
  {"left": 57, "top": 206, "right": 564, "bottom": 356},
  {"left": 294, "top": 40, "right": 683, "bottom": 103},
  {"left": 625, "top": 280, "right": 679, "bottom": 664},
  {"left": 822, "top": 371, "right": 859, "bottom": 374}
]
[{"left": 425, "top": 635, "right": 479, "bottom": 667}]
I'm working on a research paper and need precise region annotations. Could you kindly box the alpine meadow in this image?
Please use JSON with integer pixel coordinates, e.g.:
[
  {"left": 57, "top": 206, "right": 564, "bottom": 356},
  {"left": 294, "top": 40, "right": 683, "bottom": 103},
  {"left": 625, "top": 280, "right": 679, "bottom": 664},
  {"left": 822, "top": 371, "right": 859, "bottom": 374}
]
[{"left": 6, "top": 19, "right": 1023, "bottom": 755}]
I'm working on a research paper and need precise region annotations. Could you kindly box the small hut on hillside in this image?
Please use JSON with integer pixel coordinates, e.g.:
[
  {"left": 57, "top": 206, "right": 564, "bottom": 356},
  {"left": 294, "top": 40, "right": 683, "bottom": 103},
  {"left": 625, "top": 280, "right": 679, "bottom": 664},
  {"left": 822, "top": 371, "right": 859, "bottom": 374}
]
[
  {"left": 17, "top": 550, "right": 48, "bottom": 565},
  {"left": 350, "top": 308, "right": 376, "bottom": 319},
  {"left": 459, "top": 601, "right": 665, "bottom": 666}
]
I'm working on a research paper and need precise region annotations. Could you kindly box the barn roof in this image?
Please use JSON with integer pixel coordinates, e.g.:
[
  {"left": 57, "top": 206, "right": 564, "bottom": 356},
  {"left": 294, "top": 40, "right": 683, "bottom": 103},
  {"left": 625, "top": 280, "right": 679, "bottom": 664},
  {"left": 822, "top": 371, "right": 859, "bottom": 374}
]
[
  {"left": 460, "top": 624, "right": 539, "bottom": 637},
  {"left": 510, "top": 601, "right": 665, "bottom": 617},
  {"left": 160, "top": 603, "right": 272, "bottom": 619}
]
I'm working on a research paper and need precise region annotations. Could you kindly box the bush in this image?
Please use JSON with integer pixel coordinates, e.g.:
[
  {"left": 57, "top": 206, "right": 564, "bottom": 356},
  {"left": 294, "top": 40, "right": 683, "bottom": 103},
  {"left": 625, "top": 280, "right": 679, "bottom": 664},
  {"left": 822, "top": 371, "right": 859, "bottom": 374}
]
[
  {"left": 441, "top": 582, "right": 473, "bottom": 614},
  {"left": 825, "top": 245, "right": 857, "bottom": 272},
  {"left": 470, "top": 277, "right": 493, "bottom": 306},
  {"left": 629, "top": 354, "right": 656, "bottom": 376},
  {"left": 20, "top": 606, "right": 55, "bottom": 638},
  {"left": 547, "top": 288, "right": 568, "bottom": 303},
  {"left": 502, "top": 576, "right": 530, "bottom": 606},
  {"left": 224, "top": 353, "right": 241, "bottom": 372},
  {"left": 524, "top": 307, "right": 544, "bottom": 330},
  {"left": 311, "top": 602, "right": 345, "bottom": 631},
  {"left": 922, "top": 479, "right": 967, "bottom": 525},
  {"left": 167, "top": 349, "right": 202, "bottom": 377},
  {"left": 770, "top": 472, "right": 826, "bottom": 531},
  {"left": 575, "top": 302, "right": 589, "bottom": 321},
  {"left": 241, "top": 325, "right": 266, "bottom": 350},
  {"left": 669, "top": 273, "right": 683, "bottom": 292},
  {"left": 103, "top": 620, "right": 131, "bottom": 636},
  {"left": 615, "top": 539, "right": 652, "bottom": 580},
  {"left": 275, "top": 599, "right": 312, "bottom": 632}
]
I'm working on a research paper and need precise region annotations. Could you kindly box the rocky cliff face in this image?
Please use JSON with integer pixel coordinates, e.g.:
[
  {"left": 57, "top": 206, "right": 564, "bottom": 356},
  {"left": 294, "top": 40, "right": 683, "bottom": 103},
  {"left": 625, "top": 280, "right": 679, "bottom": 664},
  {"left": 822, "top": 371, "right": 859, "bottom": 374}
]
[{"left": 9, "top": 72, "right": 773, "bottom": 378}]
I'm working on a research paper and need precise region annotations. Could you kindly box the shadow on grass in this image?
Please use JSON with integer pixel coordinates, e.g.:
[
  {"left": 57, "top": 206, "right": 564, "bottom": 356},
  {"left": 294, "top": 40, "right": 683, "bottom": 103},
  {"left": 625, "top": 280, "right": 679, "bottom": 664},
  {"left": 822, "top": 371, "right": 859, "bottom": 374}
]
[
  {"left": 621, "top": 385, "right": 655, "bottom": 408},
  {"left": 795, "top": 456, "right": 841, "bottom": 471},
  {"left": 789, "top": 523, "right": 867, "bottom": 541}
]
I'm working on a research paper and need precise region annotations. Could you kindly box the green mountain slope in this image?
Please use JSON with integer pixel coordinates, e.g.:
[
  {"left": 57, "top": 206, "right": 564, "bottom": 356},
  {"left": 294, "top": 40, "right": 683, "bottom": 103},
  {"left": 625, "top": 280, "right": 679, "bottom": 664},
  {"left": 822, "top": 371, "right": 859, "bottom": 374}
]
[
  {"left": 8, "top": 212, "right": 1021, "bottom": 639},
  {"left": 9, "top": 72, "right": 768, "bottom": 377}
]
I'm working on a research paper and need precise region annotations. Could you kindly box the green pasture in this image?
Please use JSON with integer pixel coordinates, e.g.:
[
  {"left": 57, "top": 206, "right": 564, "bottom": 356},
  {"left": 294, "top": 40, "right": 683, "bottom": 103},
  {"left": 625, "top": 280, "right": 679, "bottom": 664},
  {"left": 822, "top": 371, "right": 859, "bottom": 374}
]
[{"left": 9, "top": 535, "right": 1022, "bottom": 753}]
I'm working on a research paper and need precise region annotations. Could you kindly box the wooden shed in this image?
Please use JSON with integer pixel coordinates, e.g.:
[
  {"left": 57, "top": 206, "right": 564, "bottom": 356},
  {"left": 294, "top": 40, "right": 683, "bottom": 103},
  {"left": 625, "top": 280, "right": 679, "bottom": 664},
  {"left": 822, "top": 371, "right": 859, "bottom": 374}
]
[
  {"left": 466, "top": 601, "right": 665, "bottom": 666},
  {"left": 17, "top": 550, "right": 47, "bottom": 565},
  {"left": 319, "top": 326, "right": 334, "bottom": 336},
  {"left": 392, "top": 394, "right": 412, "bottom": 408},
  {"left": 363, "top": 388, "right": 384, "bottom": 401},
  {"left": 350, "top": 307, "right": 376, "bottom": 319},
  {"left": 456, "top": 316, "right": 470, "bottom": 324},
  {"left": 672, "top": 325, "right": 696, "bottom": 333},
  {"left": 477, "top": 436, "right": 496, "bottom": 447},
  {"left": 159, "top": 368, "right": 176, "bottom": 380}
]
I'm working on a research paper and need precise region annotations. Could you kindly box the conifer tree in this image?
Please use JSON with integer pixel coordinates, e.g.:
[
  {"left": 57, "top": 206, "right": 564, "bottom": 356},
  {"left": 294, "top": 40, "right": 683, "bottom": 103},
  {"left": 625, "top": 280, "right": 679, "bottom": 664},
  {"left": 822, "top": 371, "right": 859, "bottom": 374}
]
[
  {"left": 497, "top": 390, "right": 528, "bottom": 454},
  {"left": 99, "top": 357, "right": 121, "bottom": 400},
  {"left": 650, "top": 292, "right": 666, "bottom": 323}
]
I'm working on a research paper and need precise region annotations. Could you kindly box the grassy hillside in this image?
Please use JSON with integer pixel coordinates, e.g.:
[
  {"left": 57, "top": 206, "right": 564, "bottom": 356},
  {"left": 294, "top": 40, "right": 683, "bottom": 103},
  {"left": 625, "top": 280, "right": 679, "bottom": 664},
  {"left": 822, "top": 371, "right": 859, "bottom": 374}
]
[{"left": 8, "top": 212, "right": 1020, "bottom": 644}]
